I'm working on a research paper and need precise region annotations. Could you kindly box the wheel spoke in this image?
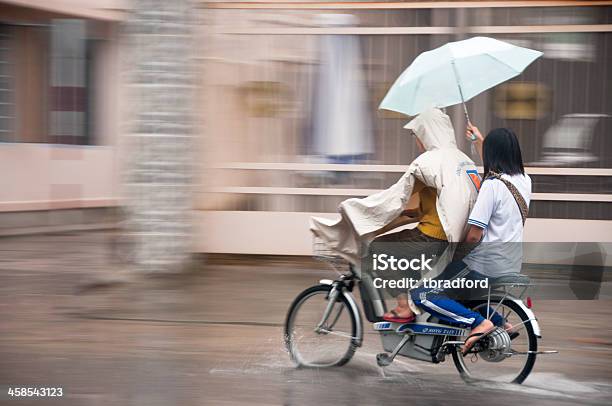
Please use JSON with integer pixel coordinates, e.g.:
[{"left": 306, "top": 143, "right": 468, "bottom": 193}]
[{"left": 317, "top": 329, "right": 354, "bottom": 339}]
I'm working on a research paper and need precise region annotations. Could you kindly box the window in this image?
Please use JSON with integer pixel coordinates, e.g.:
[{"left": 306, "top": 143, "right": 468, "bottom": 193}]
[
  {"left": 0, "top": 24, "right": 14, "bottom": 142},
  {"left": 0, "top": 19, "right": 96, "bottom": 145}
]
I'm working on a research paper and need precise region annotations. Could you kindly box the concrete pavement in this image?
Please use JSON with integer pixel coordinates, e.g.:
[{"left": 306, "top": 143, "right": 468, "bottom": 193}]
[{"left": 1, "top": 231, "right": 612, "bottom": 405}]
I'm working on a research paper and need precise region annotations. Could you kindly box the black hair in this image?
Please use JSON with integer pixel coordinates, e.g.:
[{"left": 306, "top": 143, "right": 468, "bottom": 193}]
[{"left": 482, "top": 128, "right": 525, "bottom": 176}]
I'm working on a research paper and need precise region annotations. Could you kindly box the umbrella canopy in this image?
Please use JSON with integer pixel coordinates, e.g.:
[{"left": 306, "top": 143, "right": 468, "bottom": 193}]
[{"left": 379, "top": 36, "right": 543, "bottom": 117}]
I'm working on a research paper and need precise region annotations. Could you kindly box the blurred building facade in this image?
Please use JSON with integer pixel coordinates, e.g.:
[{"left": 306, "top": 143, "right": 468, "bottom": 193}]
[
  {"left": 0, "top": 0, "right": 123, "bottom": 234},
  {"left": 1, "top": 1, "right": 611, "bottom": 265},
  {"left": 197, "top": 1, "right": 612, "bottom": 267}
]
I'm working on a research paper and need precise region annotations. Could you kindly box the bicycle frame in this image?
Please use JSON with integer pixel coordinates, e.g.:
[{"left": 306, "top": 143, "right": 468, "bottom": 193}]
[{"left": 317, "top": 268, "right": 543, "bottom": 364}]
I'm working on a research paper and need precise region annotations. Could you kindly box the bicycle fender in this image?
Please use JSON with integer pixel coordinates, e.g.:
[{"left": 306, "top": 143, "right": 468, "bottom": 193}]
[{"left": 509, "top": 297, "right": 542, "bottom": 338}]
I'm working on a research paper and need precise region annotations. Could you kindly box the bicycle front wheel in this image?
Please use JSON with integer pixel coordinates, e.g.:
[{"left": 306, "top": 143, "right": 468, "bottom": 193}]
[{"left": 284, "top": 284, "right": 358, "bottom": 368}]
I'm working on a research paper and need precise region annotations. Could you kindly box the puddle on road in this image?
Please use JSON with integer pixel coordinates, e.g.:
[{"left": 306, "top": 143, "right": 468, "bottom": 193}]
[
  {"left": 463, "top": 371, "right": 612, "bottom": 403},
  {"left": 209, "top": 337, "right": 294, "bottom": 377},
  {"left": 523, "top": 372, "right": 611, "bottom": 394},
  {"left": 514, "top": 372, "right": 611, "bottom": 396},
  {"left": 208, "top": 341, "right": 612, "bottom": 404}
]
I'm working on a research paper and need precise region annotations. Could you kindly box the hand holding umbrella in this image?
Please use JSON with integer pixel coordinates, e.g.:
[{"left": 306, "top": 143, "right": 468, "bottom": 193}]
[{"left": 465, "top": 122, "right": 485, "bottom": 158}]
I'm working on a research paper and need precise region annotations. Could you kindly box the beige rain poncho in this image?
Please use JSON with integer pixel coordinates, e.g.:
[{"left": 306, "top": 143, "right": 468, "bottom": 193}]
[{"left": 310, "top": 108, "right": 480, "bottom": 274}]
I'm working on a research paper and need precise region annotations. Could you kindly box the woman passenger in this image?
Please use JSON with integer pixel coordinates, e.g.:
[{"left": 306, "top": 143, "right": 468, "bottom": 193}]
[{"left": 411, "top": 123, "right": 531, "bottom": 353}]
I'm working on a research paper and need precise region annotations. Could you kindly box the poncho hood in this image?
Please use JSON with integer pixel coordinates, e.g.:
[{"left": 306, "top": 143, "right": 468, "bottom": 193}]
[{"left": 404, "top": 108, "right": 457, "bottom": 151}]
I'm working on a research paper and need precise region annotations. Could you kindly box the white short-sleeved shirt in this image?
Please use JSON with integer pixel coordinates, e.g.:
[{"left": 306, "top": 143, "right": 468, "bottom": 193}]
[{"left": 463, "top": 173, "right": 531, "bottom": 277}]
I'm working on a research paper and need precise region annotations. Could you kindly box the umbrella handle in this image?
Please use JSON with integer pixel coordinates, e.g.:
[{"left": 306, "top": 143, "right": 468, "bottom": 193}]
[
  {"left": 462, "top": 101, "right": 477, "bottom": 141},
  {"left": 452, "top": 60, "right": 477, "bottom": 141}
]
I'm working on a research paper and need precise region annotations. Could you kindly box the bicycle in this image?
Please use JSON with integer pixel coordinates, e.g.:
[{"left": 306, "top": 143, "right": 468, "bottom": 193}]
[{"left": 284, "top": 237, "right": 557, "bottom": 383}]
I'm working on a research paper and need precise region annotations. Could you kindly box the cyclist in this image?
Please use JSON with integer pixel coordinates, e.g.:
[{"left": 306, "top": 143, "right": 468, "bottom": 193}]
[{"left": 371, "top": 141, "right": 449, "bottom": 323}]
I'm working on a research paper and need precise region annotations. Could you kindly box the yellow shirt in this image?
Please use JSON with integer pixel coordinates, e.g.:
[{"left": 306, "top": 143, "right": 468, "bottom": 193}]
[{"left": 414, "top": 182, "right": 447, "bottom": 241}]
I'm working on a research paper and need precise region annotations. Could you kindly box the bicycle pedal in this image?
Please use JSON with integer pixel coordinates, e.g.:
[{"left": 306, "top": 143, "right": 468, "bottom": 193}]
[{"left": 376, "top": 353, "right": 393, "bottom": 367}]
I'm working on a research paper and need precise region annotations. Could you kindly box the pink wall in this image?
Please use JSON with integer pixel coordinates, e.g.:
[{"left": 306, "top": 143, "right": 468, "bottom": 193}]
[{"left": 0, "top": 143, "right": 118, "bottom": 211}]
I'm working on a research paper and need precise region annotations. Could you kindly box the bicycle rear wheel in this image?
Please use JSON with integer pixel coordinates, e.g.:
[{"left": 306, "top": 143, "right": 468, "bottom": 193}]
[
  {"left": 452, "top": 299, "right": 537, "bottom": 384},
  {"left": 284, "top": 284, "right": 357, "bottom": 367}
]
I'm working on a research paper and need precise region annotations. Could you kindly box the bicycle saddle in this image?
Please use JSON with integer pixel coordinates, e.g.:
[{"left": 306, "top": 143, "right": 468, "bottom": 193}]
[{"left": 490, "top": 274, "right": 531, "bottom": 287}]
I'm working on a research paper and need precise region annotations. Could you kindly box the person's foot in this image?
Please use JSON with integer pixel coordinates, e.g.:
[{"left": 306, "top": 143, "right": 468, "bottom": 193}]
[
  {"left": 383, "top": 305, "right": 415, "bottom": 322},
  {"left": 463, "top": 319, "right": 494, "bottom": 355},
  {"left": 504, "top": 322, "right": 520, "bottom": 340}
]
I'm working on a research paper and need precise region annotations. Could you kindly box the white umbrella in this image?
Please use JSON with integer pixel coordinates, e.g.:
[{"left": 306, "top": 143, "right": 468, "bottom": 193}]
[{"left": 379, "top": 36, "right": 543, "bottom": 123}]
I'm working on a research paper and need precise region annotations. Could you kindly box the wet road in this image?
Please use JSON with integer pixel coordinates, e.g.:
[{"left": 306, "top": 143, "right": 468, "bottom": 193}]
[{"left": 1, "top": 231, "right": 612, "bottom": 405}]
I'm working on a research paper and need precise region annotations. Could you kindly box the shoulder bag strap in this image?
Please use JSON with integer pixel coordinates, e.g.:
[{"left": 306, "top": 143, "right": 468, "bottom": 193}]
[{"left": 486, "top": 171, "right": 529, "bottom": 225}]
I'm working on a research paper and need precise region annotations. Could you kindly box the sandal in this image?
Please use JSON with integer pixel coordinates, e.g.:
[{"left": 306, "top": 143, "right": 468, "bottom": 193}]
[
  {"left": 383, "top": 309, "right": 415, "bottom": 323},
  {"left": 462, "top": 332, "right": 485, "bottom": 356},
  {"left": 462, "top": 327, "right": 496, "bottom": 356}
]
